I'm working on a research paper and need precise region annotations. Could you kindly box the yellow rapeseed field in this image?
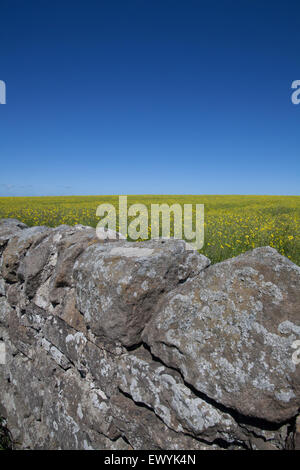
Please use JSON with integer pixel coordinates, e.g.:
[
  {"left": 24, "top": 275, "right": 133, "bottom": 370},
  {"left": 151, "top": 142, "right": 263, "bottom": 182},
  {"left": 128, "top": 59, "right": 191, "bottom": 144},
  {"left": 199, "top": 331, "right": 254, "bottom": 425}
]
[{"left": 0, "top": 195, "right": 299, "bottom": 265}]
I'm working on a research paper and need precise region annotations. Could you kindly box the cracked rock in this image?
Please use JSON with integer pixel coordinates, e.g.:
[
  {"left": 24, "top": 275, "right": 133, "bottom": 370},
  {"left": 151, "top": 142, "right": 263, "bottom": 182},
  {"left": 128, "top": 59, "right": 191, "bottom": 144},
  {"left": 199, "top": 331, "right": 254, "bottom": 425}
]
[
  {"left": 74, "top": 238, "right": 210, "bottom": 347},
  {"left": 142, "top": 247, "right": 300, "bottom": 423},
  {"left": 0, "top": 219, "right": 299, "bottom": 450}
]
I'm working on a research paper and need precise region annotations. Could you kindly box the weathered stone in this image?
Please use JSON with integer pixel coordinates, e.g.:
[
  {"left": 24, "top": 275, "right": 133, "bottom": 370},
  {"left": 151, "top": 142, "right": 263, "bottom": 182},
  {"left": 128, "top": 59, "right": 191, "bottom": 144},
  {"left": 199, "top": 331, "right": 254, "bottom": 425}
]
[
  {"left": 52, "top": 288, "right": 87, "bottom": 333},
  {"left": 0, "top": 219, "right": 299, "bottom": 450},
  {"left": 110, "top": 393, "right": 220, "bottom": 450},
  {"left": 237, "top": 421, "right": 290, "bottom": 450},
  {"left": 83, "top": 340, "right": 119, "bottom": 398},
  {"left": 39, "top": 367, "right": 119, "bottom": 448},
  {"left": 294, "top": 415, "right": 300, "bottom": 449},
  {"left": 117, "top": 346, "right": 289, "bottom": 449},
  {"left": 49, "top": 227, "right": 98, "bottom": 291},
  {"left": 2, "top": 226, "right": 50, "bottom": 282},
  {"left": 142, "top": 247, "right": 300, "bottom": 423},
  {"left": 117, "top": 346, "right": 240, "bottom": 442},
  {"left": 74, "top": 239, "right": 210, "bottom": 346},
  {"left": 0, "top": 278, "right": 6, "bottom": 296},
  {"left": 0, "top": 296, "right": 12, "bottom": 326},
  {"left": 13, "top": 225, "right": 98, "bottom": 303},
  {"left": 0, "top": 218, "right": 27, "bottom": 249},
  {"left": 6, "top": 307, "right": 37, "bottom": 360}
]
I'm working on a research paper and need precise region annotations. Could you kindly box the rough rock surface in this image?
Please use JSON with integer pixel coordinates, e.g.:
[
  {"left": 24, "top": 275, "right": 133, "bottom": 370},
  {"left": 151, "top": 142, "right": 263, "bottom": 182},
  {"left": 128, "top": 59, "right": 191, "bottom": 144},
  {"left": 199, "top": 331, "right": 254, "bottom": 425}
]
[
  {"left": 142, "top": 247, "right": 300, "bottom": 423},
  {"left": 0, "top": 218, "right": 299, "bottom": 450},
  {"left": 74, "top": 239, "right": 210, "bottom": 347}
]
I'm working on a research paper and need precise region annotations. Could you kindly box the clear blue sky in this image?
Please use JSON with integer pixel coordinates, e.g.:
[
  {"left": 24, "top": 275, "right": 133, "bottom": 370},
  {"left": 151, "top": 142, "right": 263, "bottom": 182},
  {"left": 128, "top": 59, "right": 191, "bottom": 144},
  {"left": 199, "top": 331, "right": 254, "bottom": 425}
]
[{"left": 0, "top": 0, "right": 299, "bottom": 196}]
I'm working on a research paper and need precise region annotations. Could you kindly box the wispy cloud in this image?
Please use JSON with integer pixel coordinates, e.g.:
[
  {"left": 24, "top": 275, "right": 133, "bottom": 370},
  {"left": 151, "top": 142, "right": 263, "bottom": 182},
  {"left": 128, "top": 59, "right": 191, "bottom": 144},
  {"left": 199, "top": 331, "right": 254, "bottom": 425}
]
[{"left": 0, "top": 183, "right": 74, "bottom": 197}]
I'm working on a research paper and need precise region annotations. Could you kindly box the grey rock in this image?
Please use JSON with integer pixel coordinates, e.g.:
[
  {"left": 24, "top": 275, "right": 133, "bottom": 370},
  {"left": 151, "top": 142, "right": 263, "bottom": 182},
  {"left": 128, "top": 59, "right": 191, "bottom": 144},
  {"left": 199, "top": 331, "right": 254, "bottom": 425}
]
[
  {"left": 0, "top": 219, "right": 299, "bottom": 450},
  {"left": 74, "top": 238, "right": 210, "bottom": 347},
  {"left": 2, "top": 226, "right": 51, "bottom": 283},
  {"left": 0, "top": 296, "right": 12, "bottom": 326},
  {"left": 117, "top": 346, "right": 239, "bottom": 441},
  {"left": 0, "top": 278, "right": 5, "bottom": 296},
  {"left": 110, "top": 393, "right": 220, "bottom": 450},
  {"left": 18, "top": 225, "right": 97, "bottom": 300},
  {"left": 295, "top": 415, "right": 300, "bottom": 449},
  {"left": 117, "top": 346, "right": 289, "bottom": 449},
  {"left": 0, "top": 218, "right": 27, "bottom": 249},
  {"left": 142, "top": 247, "right": 300, "bottom": 423}
]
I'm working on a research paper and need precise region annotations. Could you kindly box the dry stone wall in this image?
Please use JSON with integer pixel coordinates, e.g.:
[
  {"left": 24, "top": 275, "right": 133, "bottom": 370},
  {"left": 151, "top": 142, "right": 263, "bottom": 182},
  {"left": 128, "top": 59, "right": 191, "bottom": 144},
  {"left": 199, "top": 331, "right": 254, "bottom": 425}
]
[{"left": 0, "top": 218, "right": 299, "bottom": 450}]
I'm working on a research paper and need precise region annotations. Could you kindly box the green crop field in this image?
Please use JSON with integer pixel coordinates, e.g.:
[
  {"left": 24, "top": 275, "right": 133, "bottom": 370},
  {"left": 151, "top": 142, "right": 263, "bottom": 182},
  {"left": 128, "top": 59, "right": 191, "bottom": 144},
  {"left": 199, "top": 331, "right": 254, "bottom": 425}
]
[{"left": 0, "top": 195, "right": 299, "bottom": 265}]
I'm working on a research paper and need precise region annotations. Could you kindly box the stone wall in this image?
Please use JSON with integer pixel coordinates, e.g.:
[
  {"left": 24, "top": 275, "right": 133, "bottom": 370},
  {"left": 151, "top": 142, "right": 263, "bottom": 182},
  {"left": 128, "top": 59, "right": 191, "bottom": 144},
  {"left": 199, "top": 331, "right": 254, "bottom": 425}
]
[{"left": 0, "top": 218, "right": 299, "bottom": 450}]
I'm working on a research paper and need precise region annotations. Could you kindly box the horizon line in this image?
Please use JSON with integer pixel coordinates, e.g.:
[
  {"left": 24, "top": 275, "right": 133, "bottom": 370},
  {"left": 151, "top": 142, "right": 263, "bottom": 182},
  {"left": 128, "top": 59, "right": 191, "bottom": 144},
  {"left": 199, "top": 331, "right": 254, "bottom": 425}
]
[{"left": 0, "top": 194, "right": 300, "bottom": 198}]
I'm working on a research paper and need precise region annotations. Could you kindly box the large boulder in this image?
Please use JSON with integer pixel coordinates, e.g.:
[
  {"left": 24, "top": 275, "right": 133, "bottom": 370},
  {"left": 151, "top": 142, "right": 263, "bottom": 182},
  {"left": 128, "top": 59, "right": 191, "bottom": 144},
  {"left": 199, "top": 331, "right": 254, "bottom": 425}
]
[
  {"left": 142, "top": 247, "right": 300, "bottom": 423},
  {"left": 73, "top": 239, "right": 210, "bottom": 347}
]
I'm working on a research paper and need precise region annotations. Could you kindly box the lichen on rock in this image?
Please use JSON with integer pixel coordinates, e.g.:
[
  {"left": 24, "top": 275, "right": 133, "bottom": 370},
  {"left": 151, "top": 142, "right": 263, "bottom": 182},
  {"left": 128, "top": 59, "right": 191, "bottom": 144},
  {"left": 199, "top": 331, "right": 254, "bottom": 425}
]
[{"left": 0, "top": 218, "right": 299, "bottom": 450}]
